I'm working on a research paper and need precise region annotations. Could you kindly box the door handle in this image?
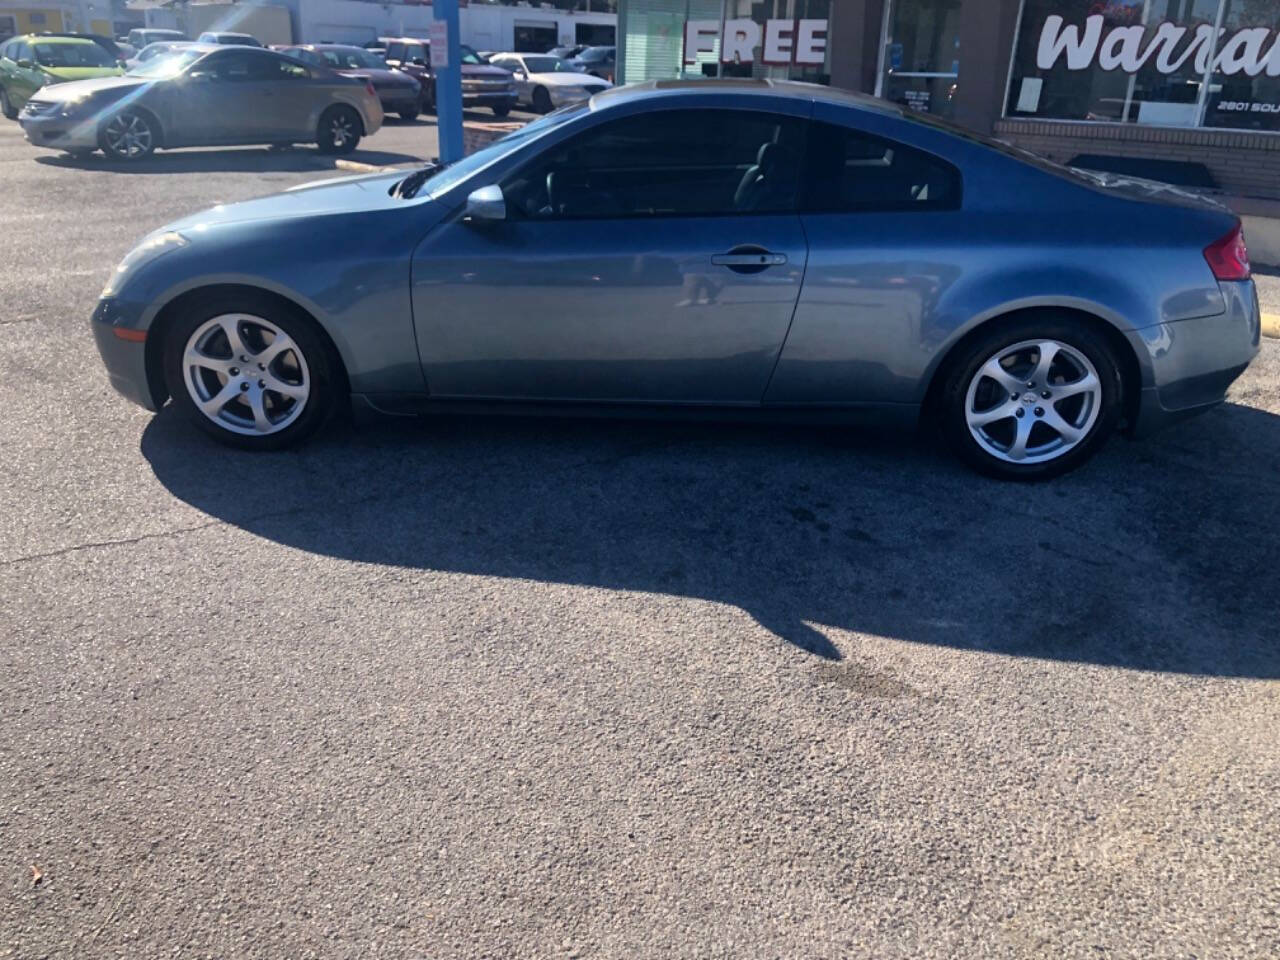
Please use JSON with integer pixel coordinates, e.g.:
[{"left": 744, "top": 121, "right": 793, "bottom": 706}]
[{"left": 711, "top": 252, "right": 787, "bottom": 268}]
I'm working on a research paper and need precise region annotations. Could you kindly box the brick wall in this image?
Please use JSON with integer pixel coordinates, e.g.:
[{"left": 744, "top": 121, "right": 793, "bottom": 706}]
[{"left": 993, "top": 120, "right": 1280, "bottom": 199}]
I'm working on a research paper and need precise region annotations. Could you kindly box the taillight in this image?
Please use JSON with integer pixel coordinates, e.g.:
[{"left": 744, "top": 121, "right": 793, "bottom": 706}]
[{"left": 1203, "top": 222, "right": 1251, "bottom": 281}]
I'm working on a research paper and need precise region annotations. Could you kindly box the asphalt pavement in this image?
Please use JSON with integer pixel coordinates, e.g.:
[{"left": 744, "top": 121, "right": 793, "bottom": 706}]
[{"left": 2, "top": 118, "right": 1279, "bottom": 960}]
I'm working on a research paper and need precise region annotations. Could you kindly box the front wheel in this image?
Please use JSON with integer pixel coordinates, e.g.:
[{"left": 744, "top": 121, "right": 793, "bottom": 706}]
[
  {"left": 937, "top": 318, "right": 1123, "bottom": 480},
  {"left": 398, "top": 106, "right": 419, "bottom": 122},
  {"left": 491, "top": 102, "right": 511, "bottom": 118},
  {"left": 316, "top": 105, "right": 361, "bottom": 155},
  {"left": 532, "top": 86, "right": 552, "bottom": 114},
  {"left": 163, "top": 294, "right": 338, "bottom": 450},
  {"left": 99, "top": 109, "right": 157, "bottom": 160}
]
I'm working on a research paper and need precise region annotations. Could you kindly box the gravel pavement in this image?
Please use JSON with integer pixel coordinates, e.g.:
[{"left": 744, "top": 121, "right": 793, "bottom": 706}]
[{"left": 1, "top": 118, "right": 1279, "bottom": 960}]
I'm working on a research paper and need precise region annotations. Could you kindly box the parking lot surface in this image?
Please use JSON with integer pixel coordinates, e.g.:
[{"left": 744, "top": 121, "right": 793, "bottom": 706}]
[{"left": 2, "top": 119, "right": 1279, "bottom": 959}]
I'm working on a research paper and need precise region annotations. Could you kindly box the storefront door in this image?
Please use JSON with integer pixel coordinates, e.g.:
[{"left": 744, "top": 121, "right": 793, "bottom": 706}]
[{"left": 877, "top": 0, "right": 963, "bottom": 117}]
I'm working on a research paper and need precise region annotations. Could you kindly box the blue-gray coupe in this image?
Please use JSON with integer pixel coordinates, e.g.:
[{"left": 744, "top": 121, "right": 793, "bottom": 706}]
[{"left": 91, "top": 80, "right": 1261, "bottom": 479}]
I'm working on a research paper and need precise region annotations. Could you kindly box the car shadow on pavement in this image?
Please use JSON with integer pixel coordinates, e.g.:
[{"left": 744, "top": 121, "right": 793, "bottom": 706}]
[
  {"left": 34, "top": 146, "right": 424, "bottom": 174},
  {"left": 141, "top": 401, "right": 1280, "bottom": 675}
]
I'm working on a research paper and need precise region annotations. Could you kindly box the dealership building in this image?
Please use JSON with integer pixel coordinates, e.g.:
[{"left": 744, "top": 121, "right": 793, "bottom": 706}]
[{"left": 616, "top": 0, "right": 1280, "bottom": 199}]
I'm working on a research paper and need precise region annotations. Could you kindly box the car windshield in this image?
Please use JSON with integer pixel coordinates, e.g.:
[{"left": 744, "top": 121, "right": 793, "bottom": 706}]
[
  {"left": 522, "top": 56, "right": 570, "bottom": 73},
  {"left": 127, "top": 47, "right": 204, "bottom": 77},
  {"left": 459, "top": 44, "right": 485, "bottom": 65},
  {"left": 401, "top": 42, "right": 426, "bottom": 61},
  {"left": 322, "top": 48, "right": 386, "bottom": 69},
  {"left": 33, "top": 42, "right": 117, "bottom": 68},
  {"left": 419, "top": 100, "right": 589, "bottom": 199},
  {"left": 578, "top": 47, "right": 610, "bottom": 62}
]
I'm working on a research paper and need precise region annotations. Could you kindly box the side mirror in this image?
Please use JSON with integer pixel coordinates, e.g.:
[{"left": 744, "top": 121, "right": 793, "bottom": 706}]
[
  {"left": 16, "top": 58, "right": 33, "bottom": 69},
  {"left": 411, "top": 56, "right": 426, "bottom": 66},
  {"left": 515, "top": 68, "right": 527, "bottom": 79},
  {"left": 465, "top": 185, "right": 505, "bottom": 222}
]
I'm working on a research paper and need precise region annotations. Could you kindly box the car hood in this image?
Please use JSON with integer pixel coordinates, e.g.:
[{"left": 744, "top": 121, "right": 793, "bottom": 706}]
[
  {"left": 40, "top": 65, "right": 126, "bottom": 83},
  {"left": 160, "top": 170, "right": 416, "bottom": 232},
  {"left": 31, "top": 74, "right": 146, "bottom": 100},
  {"left": 462, "top": 63, "right": 512, "bottom": 78},
  {"left": 533, "top": 72, "right": 608, "bottom": 87},
  {"left": 337, "top": 66, "right": 416, "bottom": 86}
]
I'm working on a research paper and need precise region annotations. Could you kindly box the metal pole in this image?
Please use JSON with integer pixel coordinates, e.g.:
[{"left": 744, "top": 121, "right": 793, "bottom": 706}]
[{"left": 433, "top": 0, "right": 464, "bottom": 164}]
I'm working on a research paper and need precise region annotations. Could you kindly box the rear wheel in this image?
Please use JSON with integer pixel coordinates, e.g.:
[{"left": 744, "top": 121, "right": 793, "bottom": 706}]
[
  {"left": 316, "top": 105, "right": 361, "bottom": 155},
  {"left": 99, "top": 109, "right": 157, "bottom": 160},
  {"left": 937, "top": 318, "right": 1123, "bottom": 480},
  {"left": 163, "top": 293, "right": 337, "bottom": 450},
  {"left": 398, "top": 105, "right": 419, "bottom": 121},
  {"left": 0, "top": 87, "right": 16, "bottom": 120},
  {"left": 532, "top": 86, "right": 552, "bottom": 114},
  {"left": 491, "top": 102, "right": 511, "bottom": 118},
  {"left": 422, "top": 83, "right": 436, "bottom": 115}
]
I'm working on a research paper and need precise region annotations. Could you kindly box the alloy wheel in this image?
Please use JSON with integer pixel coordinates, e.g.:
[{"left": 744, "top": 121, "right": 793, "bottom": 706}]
[
  {"left": 963, "top": 339, "right": 1102, "bottom": 464},
  {"left": 104, "top": 112, "right": 153, "bottom": 158},
  {"left": 328, "top": 113, "right": 355, "bottom": 149},
  {"left": 182, "top": 314, "right": 310, "bottom": 436}
]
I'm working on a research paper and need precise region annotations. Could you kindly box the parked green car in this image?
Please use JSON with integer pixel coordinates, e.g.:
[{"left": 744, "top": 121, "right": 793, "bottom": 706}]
[{"left": 0, "top": 35, "right": 124, "bottom": 119}]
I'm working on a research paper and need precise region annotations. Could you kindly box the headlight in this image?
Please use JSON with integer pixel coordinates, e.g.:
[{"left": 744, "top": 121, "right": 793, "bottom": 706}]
[{"left": 101, "top": 231, "right": 188, "bottom": 297}]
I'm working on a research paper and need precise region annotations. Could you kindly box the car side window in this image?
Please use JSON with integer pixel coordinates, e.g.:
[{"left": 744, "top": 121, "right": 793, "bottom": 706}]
[
  {"left": 277, "top": 58, "right": 309, "bottom": 80},
  {"left": 500, "top": 109, "right": 806, "bottom": 220},
  {"left": 803, "top": 120, "right": 962, "bottom": 214}
]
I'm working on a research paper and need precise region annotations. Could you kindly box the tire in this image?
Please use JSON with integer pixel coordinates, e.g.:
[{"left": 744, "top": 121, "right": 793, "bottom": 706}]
[
  {"left": 397, "top": 106, "right": 419, "bottom": 122},
  {"left": 532, "top": 86, "right": 552, "bottom": 114},
  {"left": 936, "top": 316, "right": 1123, "bottom": 481},
  {"left": 163, "top": 292, "right": 338, "bottom": 451},
  {"left": 316, "top": 105, "right": 361, "bottom": 155},
  {"left": 422, "top": 83, "right": 436, "bottom": 115},
  {"left": 0, "top": 87, "right": 16, "bottom": 120},
  {"left": 98, "top": 109, "right": 158, "bottom": 160},
  {"left": 491, "top": 102, "right": 511, "bottom": 118}
]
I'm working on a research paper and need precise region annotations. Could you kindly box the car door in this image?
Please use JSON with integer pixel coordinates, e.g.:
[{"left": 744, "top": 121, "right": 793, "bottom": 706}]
[
  {"left": 765, "top": 106, "right": 966, "bottom": 406},
  {"left": 6, "top": 41, "right": 41, "bottom": 107},
  {"left": 257, "top": 53, "right": 318, "bottom": 140},
  {"left": 411, "top": 106, "right": 810, "bottom": 404},
  {"left": 179, "top": 49, "right": 279, "bottom": 144}
]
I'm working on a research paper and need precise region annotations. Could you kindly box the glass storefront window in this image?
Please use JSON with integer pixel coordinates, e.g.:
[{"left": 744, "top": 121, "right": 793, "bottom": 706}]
[
  {"left": 620, "top": 0, "right": 831, "bottom": 84},
  {"left": 1205, "top": 0, "right": 1280, "bottom": 131},
  {"left": 878, "top": 0, "right": 964, "bottom": 118},
  {"left": 1006, "top": 0, "right": 1280, "bottom": 133}
]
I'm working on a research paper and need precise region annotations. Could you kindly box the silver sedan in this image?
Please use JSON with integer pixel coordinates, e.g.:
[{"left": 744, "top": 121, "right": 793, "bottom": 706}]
[{"left": 19, "top": 43, "right": 382, "bottom": 160}]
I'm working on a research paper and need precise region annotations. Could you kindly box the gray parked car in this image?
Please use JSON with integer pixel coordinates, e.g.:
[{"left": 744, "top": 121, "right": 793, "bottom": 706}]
[
  {"left": 19, "top": 43, "right": 382, "bottom": 159},
  {"left": 90, "top": 81, "right": 1260, "bottom": 479}
]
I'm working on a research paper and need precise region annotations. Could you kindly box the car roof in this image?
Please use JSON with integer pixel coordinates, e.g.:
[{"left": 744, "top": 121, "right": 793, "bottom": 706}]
[
  {"left": 24, "top": 34, "right": 98, "bottom": 44},
  {"left": 591, "top": 78, "right": 904, "bottom": 118},
  {"left": 306, "top": 43, "right": 366, "bottom": 51}
]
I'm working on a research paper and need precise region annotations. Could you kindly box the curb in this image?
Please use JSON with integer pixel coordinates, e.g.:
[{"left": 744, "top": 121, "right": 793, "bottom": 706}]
[
  {"left": 333, "top": 159, "right": 407, "bottom": 174},
  {"left": 1264, "top": 312, "right": 1280, "bottom": 340}
]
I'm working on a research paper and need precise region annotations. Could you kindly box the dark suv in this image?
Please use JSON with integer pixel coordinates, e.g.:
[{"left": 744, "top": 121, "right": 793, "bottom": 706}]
[{"left": 377, "top": 37, "right": 516, "bottom": 116}]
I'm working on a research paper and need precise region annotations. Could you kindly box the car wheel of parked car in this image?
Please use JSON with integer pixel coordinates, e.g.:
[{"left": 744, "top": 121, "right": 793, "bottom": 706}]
[
  {"left": 492, "top": 103, "right": 511, "bottom": 118},
  {"left": 0, "top": 88, "right": 16, "bottom": 120},
  {"left": 316, "top": 105, "right": 361, "bottom": 155},
  {"left": 398, "top": 106, "right": 419, "bottom": 122},
  {"left": 163, "top": 294, "right": 337, "bottom": 450},
  {"left": 422, "top": 85, "right": 436, "bottom": 115},
  {"left": 99, "top": 109, "right": 158, "bottom": 161},
  {"left": 938, "top": 318, "right": 1122, "bottom": 481},
  {"left": 532, "top": 86, "right": 552, "bottom": 114}
]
